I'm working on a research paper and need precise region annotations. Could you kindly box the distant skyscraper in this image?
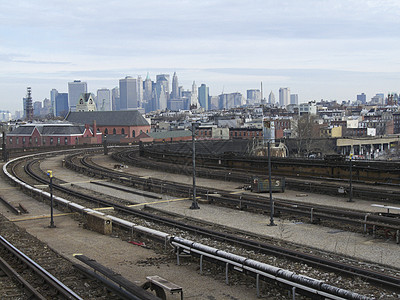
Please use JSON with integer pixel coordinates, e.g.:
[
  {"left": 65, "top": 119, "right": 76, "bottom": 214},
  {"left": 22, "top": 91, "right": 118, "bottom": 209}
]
[
  {"left": 68, "top": 80, "right": 87, "bottom": 111},
  {"left": 268, "top": 91, "right": 275, "bottom": 105},
  {"left": 155, "top": 83, "right": 167, "bottom": 110},
  {"left": 198, "top": 84, "right": 209, "bottom": 110},
  {"left": 96, "top": 88, "right": 111, "bottom": 111},
  {"left": 191, "top": 81, "right": 199, "bottom": 108},
  {"left": 119, "top": 76, "right": 138, "bottom": 110},
  {"left": 143, "top": 74, "right": 153, "bottom": 112},
  {"left": 50, "top": 89, "right": 58, "bottom": 116},
  {"left": 156, "top": 74, "right": 170, "bottom": 97},
  {"left": 279, "top": 88, "right": 290, "bottom": 107},
  {"left": 290, "top": 94, "right": 298, "bottom": 105},
  {"left": 137, "top": 76, "right": 143, "bottom": 108},
  {"left": 24, "top": 87, "right": 33, "bottom": 121},
  {"left": 171, "top": 72, "right": 179, "bottom": 99},
  {"left": 357, "top": 93, "right": 366, "bottom": 104},
  {"left": 55, "top": 93, "right": 68, "bottom": 117},
  {"left": 247, "top": 89, "right": 261, "bottom": 105},
  {"left": 33, "top": 101, "right": 42, "bottom": 116},
  {"left": 111, "top": 87, "right": 119, "bottom": 111}
]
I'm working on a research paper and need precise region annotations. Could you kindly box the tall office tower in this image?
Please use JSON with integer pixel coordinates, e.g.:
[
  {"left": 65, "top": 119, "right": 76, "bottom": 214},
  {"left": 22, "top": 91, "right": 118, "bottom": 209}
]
[
  {"left": 50, "top": 89, "right": 58, "bottom": 116},
  {"left": 247, "top": 89, "right": 261, "bottom": 105},
  {"left": 33, "top": 101, "right": 42, "bottom": 116},
  {"left": 171, "top": 72, "right": 179, "bottom": 99},
  {"left": 156, "top": 74, "right": 170, "bottom": 98},
  {"left": 357, "top": 93, "right": 366, "bottom": 104},
  {"left": 198, "top": 84, "right": 209, "bottom": 110},
  {"left": 55, "top": 93, "right": 68, "bottom": 117},
  {"left": 137, "top": 76, "right": 143, "bottom": 108},
  {"left": 143, "top": 73, "right": 153, "bottom": 102},
  {"left": 155, "top": 81, "right": 167, "bottom": 111},
  {"left": 97, "top": 88, "right": 111, "bottom": 111},
  {"left": 232, "top": 92, "right": 244, "bottom": 107},
  {"left": 143, "top": 74, "right": 153, "bottom": 112},
  {"left": 111, "top": 87, "right": 119, "bottom": 111},
  {"left": 119, "top": 76, "right": 138, "bottom": 110},
  {"left": 191, "top": 81, "right": 199, "bottom": 108},
  {"left": 268, "top": 91, "right": 275, "bottom": 105},
  {"left": 42, "top": 98, "right": 51, "bottom": 115},
  {"left": 279, "top": 88, "right": 290, "bottom": 107},
  {"left": 68, "top": 80, "right": 87, "bottom": 111},
  {"left": 24, "top": 87, "right": 33, "bottom": 121},
  {"left": 290, "top": 94, "right": 299, "bottom": 105}
]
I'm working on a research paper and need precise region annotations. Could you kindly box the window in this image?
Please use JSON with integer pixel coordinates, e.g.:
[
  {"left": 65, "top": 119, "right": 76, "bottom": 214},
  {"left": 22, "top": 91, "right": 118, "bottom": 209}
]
[
  {"left": 121, "top": 128, "right": 125, "bottom": 135},
  {"left": 146, "top": 130, "right": 148, "bottom": 133},
  {"left": 29, "top": 137, "right": 32, "bottom": 144},
  {"left": 43, "top": 138, "right": 46, "bottom": 144},
  {"left": 57, "top": 138, "right": 60, "bottom": 145},
  {"left": 80, "top": 99, "right": 83, "bottom": 104},
  {"left": 9, "top": 137, "right": 12, "bottom": 143},
  {"left": 104, "top": 128, "right": 108, "bottom": 135},
  {"left": 22, "top": 137, "right": 26, "bottom": 144},
  {"left": 16, "top": 138, "right": 19, "bottom": 145},
  {"left": 50, "top": 138, "right": 53, "bottom": 145},
  {"left": 65, "top": 138, "right": 68, "bottom": 145},
  {"left": 113, "top": 128, "right": 116, "bottom": 134},
  {"left": 132, "top": 130, "right": 135, "bottom": 137},
  {"left": 35, "top": 137, "right": 38, "bottom": 144}
]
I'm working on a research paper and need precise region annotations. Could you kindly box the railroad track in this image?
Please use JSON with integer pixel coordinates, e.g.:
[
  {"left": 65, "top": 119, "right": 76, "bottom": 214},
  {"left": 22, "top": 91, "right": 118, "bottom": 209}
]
[
  {"left": 3, "top": 158, "right": 370, "bottom": 299},
  {"left": 138, "top": 143, "right": 400, "bottom": 201},
  {"left": 46, "top": 152, "right": 400, "bottom": 291},
  {"left": 106, "top": 148, "right": 400, "bottom": 242},
  {"left": 0, "top": 235, "right": 83, "bottom": 300}
]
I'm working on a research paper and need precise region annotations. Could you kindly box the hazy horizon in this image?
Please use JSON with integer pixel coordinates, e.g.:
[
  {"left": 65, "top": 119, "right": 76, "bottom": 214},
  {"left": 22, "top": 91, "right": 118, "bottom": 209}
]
[{"left": 1, "top": 0, "right": 399, "bottom": 112}]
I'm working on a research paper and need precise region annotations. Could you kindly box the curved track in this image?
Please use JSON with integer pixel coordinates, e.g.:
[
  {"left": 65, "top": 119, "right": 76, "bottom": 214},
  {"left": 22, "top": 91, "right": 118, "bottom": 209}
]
[{"left": 55, "top": 150, "right": 400, "bottom": 291}]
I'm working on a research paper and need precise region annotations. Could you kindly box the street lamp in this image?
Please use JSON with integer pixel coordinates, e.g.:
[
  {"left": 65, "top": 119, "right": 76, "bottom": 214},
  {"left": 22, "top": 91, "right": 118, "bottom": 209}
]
[
  {"left": 264, "top": 119, "right": 276, "bottom": 226},
  {"left": 348, "top": 154, "right": 354, "bottom": 202},
  {"left": 190, "top": 122, "right": 200, "bottom": 209},
  {"left": 47, "top": 170, "right": 56, "bottom": 228},
  {"left": 267, "top": 140, "right": 276, "bottom": 226}
]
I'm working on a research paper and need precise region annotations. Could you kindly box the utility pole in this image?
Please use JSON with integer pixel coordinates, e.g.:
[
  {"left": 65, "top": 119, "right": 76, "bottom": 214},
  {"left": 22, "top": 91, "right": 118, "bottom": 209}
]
[
  {"left": 268, "top": 140, "right": 276, "bottom": 226},
  {"left": 348, "top": 154, "right": 354, "bottom": 202},
  {"left": 190, "top": 122, "right": 200, "bottom": 209},
  {"left": 47, "top": 170, "right": 56, "bottom": 228}
]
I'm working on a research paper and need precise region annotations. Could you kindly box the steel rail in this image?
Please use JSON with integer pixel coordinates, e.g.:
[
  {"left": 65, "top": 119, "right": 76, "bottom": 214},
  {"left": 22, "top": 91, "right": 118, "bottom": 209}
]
[
  {"left": 0, "top": 235, "right": 83, "bottom": 300},
  {"left": 59, "top": 154, "right": 400, "bottom": 290},
  {"left": 107, "top": 150, "right": 400, "bottom": 233},
  {"left": 5, "top": 154, "right": 371, "bottom": 300}
]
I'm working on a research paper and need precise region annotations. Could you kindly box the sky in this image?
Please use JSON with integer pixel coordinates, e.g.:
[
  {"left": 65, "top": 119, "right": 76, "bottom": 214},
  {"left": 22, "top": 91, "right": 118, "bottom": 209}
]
[{"left": 1, "top": 0, "right": 400, "bottom": 113}]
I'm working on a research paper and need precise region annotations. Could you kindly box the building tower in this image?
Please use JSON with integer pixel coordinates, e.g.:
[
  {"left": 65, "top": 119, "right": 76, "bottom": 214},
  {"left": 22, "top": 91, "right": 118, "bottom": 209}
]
[
  {"left": 172, "top": 72, "right": 179, "bottom": 99},
  {"left": 137, "top": 76, "right": 143, "bottom": 108},
  {"left": 97, "top": 88, "right": 111, "bottom": 111},
  {"left": 119, "top": 76, "right": 138, "bottom": 110},
  {"left": 268, "top": 91, "right": 275, "bottom": 105},
  {"left": 279, "top": 87, "right": 290, "bottom": 107},
  {"left": 50, "top": 89, "right": 58, "bottom": 117},
  {"left": 198, "top": 84, "right": 209, "bottom": 110},
  {"left": 191, "top": 81, "right": 199, "bottom": 108},
  {"left": 68, "top": 80, "right": 87, "bottom": 112},
  {"left": 25, "top": 87, "right": 34, "bottom": 121}
]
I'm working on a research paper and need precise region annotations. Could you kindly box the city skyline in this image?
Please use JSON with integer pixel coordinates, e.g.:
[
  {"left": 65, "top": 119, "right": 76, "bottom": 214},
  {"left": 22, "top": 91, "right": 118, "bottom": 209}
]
[{"left": 1, "top": 0, "right": 400, "bottom": 112}]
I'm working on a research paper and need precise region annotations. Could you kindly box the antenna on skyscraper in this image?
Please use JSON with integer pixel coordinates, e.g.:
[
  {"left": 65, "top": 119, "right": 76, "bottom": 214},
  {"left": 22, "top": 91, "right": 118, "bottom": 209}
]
[{"left": 261, "top": 81, "right": 263, "bottom": 101}]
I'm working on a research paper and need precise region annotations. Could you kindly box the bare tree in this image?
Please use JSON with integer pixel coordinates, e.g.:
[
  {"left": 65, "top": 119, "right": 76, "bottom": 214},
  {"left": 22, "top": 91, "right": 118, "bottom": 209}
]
[{"left": 291, "top": 114, "right": 321, "bottom": 157}]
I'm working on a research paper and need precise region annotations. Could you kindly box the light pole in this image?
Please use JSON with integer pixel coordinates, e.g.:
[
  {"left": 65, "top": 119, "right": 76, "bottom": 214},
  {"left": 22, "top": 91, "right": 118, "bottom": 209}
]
[
  {"left": 348, "top": 154, "right": 354, "bottom": 202},
  {"left": 190, "top": 122, "right": 200, "bottom": 209},
  {"left": 47, "top": 170, "right": 56, "bottom": 228},
  {"left": 267, "top": 140, "right": 276, "bottom": 226}
]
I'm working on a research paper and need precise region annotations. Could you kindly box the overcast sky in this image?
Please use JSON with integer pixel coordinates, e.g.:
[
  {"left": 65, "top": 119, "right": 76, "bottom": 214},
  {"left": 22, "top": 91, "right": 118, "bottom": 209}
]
[{"left": 1, "top": 0, "right": 400, "bottom": 113}]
